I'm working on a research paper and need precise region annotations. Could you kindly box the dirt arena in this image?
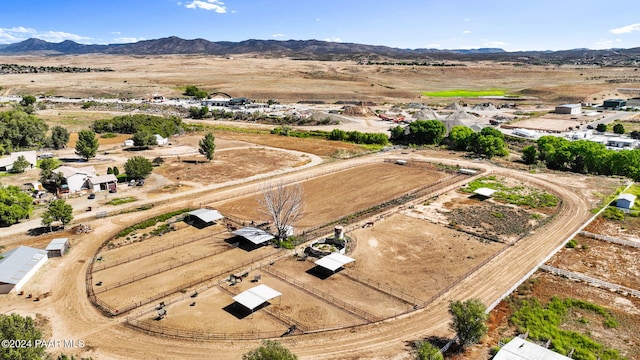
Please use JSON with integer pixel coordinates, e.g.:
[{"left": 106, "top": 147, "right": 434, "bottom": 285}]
[{"left": 217, "top": 161, "right": 447, "bottom": 230}]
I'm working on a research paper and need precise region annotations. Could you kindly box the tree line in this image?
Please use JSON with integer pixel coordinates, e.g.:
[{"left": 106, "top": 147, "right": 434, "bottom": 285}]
[{"left": 91, "top": 114, "right": 183, "bottom": 137}]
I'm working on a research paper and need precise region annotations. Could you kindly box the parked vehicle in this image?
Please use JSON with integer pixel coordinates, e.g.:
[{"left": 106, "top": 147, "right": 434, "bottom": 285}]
[{"left": 88, "top": 193, "right": 96, "bottom": 199}]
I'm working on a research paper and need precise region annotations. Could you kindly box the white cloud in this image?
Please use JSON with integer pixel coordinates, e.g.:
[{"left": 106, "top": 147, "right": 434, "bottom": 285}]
[
  {"left": 323, "top": 37, "right": 342, "bottom": 42},
  {"left": 482, "top": 40, "right": 507, "bottom": 47},
  {"left": 463, "top": 30, "right": 471, "bottom": 34},
  {"left": 183, "top": 0, "right": 227, "bottom": 13},
  {"left": 272, "top": 34, "right": 285, "bottom": 38},
  {"left": 0, "top": 27, "right": 90, "bottom": 44},
  {"left": 112, "top": 37, "right": 144, "bottom": 44},
  {"left": 610, "top": 23, "right": 640, "bottom": 34}
]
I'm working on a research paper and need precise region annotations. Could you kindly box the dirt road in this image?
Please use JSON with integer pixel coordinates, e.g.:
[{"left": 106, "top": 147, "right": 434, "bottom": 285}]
[{"left": 0, "top": 152, "right": 591, "bottom": 360}]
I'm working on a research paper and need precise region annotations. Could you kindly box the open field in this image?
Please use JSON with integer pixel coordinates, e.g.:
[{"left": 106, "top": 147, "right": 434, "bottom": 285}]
[
  {"left": 421, "top": 89, "right": 507, "bottom": 98},
  {"left": 2, "top": 55, "right": 639, "bottom": 104}
]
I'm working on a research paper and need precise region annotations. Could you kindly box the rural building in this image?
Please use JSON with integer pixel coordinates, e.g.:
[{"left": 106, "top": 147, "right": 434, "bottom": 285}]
[
  {"left": 606, "top": 138, "right": 637, "bottom": 150},
  {"left": 493, "top": 337, "right": 571, "bottom": 360},
  {"left": 56, "top": 166, "right": 97, "bottom": 193},
  {"left": 0, "top": 151, "right": 37, "bottom": 172},
  {"left": 603, "top": 99, "right": 626, "bottom": 109},
  {"left": 473, "top": 187, "right": 497, "bottom": 198},
  {"left": 314, "top": 252, "right": 355, "bottom": 274},
  {"left": 0, "top": 246, "right": 48, "bottom": 294},
  {"left": 616, "top": 193, "right": 636, "bottom": 210},
  {"left": 232, "top": 227, "right": 274, "bottom": 248},
  {"left": 89, "top": 174, "right": 118, "bottom": 192},
  {"left": 154, "top": 134, "right": 169, "bottom": 146},
  {"left": 229, "top": 97, "right": 249, "bottom": 107},
  {"left": 555, "top": 103, "right": 581, "bottom": 114},
  {"left": 46, "top": 238, "right": 69, "bottom": 257},
  {"left": 202, "top": 98, "right": 231, "bottom": 107},
  {"left": 513, "top": 128, "right": 537, "bottom": 138},
  {"left": 123, "top": 139, "right": 134, "bottom": 146},
  {"left": 185, "top": 208, "right": 224, "bottom": 228}
]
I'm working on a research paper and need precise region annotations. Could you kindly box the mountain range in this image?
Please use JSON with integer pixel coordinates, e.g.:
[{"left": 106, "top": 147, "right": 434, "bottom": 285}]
[{"left": 1, "top": 37, "right": 639, "bottom": 65}]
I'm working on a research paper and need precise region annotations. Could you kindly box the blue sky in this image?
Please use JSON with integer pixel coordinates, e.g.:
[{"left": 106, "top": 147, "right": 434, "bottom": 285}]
[{"left": 1, "top": 0, "right": 640, "bottom": 51}]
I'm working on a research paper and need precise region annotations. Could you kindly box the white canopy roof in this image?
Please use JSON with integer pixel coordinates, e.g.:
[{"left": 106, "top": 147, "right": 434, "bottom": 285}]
[
  {"left": 232, "top": 284, "right": 281, "bottom": 310},
  {"left": 232, "top": 227, "right": 274, "bottom": 245},
  {"left": 315, "top": 252, "right": 355, "bottom": 272},
  {"left": 493, "top": 337, "right": 571, "bottom": 360},
  {"left": 45, "top": 238, "right": 69, "bottom": 251},
  {"left": 188, "top": 208, "right": 224, "bottom": 223},
  {"left": 474, "top": 187, "right": 497, "bottom": 197}
]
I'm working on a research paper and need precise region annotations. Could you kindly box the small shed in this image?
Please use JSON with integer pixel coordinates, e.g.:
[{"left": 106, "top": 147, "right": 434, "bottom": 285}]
[
  {"left": 0, "top": 246, "right": 48, "bottom": 294},
  {"left": 46, "top": 238, "right": 69, "bottom": 257},
  {"left": 616, "top": 193, "right": 636, "bottom": 210},
  {"left": 89, "top": 174, "right": 118, "bottom": 192},
  {"left": 473, "top": 187, "right": 497, "bottom": 198},
  {"left": 232, "top": 284, "right": 281, "bottom": 312},
  {"left": 493, "top": 337, "right": 571, "bottom": 360},
  {"left": 154, "top": 134, "right": 169, "bottom": 146}
]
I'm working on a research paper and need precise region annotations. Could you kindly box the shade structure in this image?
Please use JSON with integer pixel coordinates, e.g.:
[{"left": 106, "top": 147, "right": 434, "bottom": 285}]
[
  {"left": 473, "top": 187, "right": 496, "bottom": 197},
  {"left": 314, "top": 252, "right": 355, "bottom": 272},
  {"left": 232, "top": 284, "right": 282, "bottom": 311},
  {"left": 187, "top": 208, "right": 224, "bottom": 223},
  {"left": 232, "top": 227, "right": 274, "bottom": 245}
]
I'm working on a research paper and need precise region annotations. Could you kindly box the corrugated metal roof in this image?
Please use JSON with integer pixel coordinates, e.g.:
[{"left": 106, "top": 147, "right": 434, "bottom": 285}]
[
  {"left": 493, "top": 337, "right": 571, "bottom": 360},
  {"left": 474, "top": 187, "right": 497, "bottom": 197},
  {"left": 232, "top": 227, "right": 274, "bottom": 244},
  {"left": 46, "top": 238, "right": 69, "bottom": 251},
  {"left": 0, "top": 246, "right": 47, "bottom": 285},
  {"left": 188, "top": 209, "right": 224, "bottom": 223},
  {"left": 315, "top": 252, "right": 355, "bottom": 272},
  {"left": 233, "top": 284, "right": 281, "bottom": 310}
]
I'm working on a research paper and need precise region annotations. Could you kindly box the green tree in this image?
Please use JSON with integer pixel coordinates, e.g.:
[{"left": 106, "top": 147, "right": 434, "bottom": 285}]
[
  {"left": 50, "top": 125, "right": 70, "bottom": 149},
  {"left": 10, "top": 155, "right": 31, "bottom": 173},
  {"left": 415, "top": 341, "right": 443, "bottom": 360},
  {"left": 448, "top": 299, "right": 488, "bottom": 348},
  {"left": 613, "top": 123, "right": 625, "bottom": 134},
  {"left": 39, "top": 157, "right": 62, "bottom": 186},
  {"left": 20, "top": 94, "right": 37, "bottom": 107},
  {"left": 479, "top": 126, "right": 504, "bottom": 139},
  {"left": 124, "top": 156, "right": 153, "bottom": 179},
  {"left": 408, "top": 120, "right": 447, "bottom": 145},
  {"left": 469, "top": 134, "right": 508, "bottom": 159},
  {"left": 447, "top": 126, "right": 475, "bottom": 150},
  {"left": 184, "top": 85, "right": 208, "bottom": 99},
  {"left": 0, "top": 313, "right": 45, "bottom": 360},
  {"left": 132, "top": 130, "right": 157, "bottom": 147},
  {"left": 0, "top": 185, "right": 33, "bottom": 226},
  {"left": 107, "top": 167, "right": 113, "bottom": 175},
  {"left": 329, "top": 128, "right": 347, "bottom": 141},
  {"left": 112, "top": 166, "right": 119, "bottom": 176},
  {"left": 189, "top": 106, "right": 209, "bottom": 119},
  {"left": 198, "top": 132, "right": 216, "bottom": 162},
  {"left": 522, "top": 145, "right": 538, "bottom": 165},
  {"left": 152, "top": 157, "right": 164, "bottom": 166},
  {"left": 0, "top": 109, "right": 49, "bottom": 150},
  {"left": 242, "top": 340, "right": 297, "bottom": 360},
  {"left": 390, "top": 125, "right": 406, "bottom": 141},
  {"left": 42, "top": 198, "right": 73, "bottom": 230},
  {"left": 596, "top": 123, "right": 607, "bottom": 132},
  {"left": 75, "top": 129, "right": 99, "bottom": 160}
]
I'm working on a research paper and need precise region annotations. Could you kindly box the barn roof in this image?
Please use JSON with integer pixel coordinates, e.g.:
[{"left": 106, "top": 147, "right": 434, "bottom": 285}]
[
  {"left": 0, "top": 246, "right": 47, "bottom": 285},
  {"left": 473, "top": 187, "right": 497, "bottom": 197},
  {"left": 89, "top": 174, "right": 118, "bottom": 185},
  {"left": 232, "top": 227, "right": 274, "bottom": 245},
  {"left": 315, "top": 252, "right": 355, "bottom": 272},
  {"left": 493, "top": 337, "right": 571, "bottom": 360},
  {"left": 617, "top": 193, "right": 636, "bottom": 202},
  {"left": 46, "top": 238, "right": 69, "bottom": 251},
  {"left": 188, "top": 208, "right": 224, "bottom": 223},
  {"left": 232, "top": 284, "right": 281, "bottom": 310}
]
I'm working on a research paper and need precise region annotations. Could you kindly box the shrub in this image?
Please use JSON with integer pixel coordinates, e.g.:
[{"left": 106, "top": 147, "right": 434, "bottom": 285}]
[{"left": 565, "top": 239, "right": 577, "bottom": 248}]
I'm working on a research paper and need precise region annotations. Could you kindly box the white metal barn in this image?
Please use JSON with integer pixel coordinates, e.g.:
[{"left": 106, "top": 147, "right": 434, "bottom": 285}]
[
  {"left": 0, "top": 246, "right": 48, "bottom": 294},
  {"left": 555, "top": 103, "right": 581, "bottom": 115},
  {"left": 493, "top": 337, "right": 571, "bottom": 360},
  {"left": 46, "top": 238, "right": 70, "bottom": 257}
]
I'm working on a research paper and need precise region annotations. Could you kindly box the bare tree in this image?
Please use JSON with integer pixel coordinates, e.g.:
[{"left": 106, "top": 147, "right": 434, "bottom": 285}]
[{"left": 259, "top": 181, "right": 305, "bottom": 240}]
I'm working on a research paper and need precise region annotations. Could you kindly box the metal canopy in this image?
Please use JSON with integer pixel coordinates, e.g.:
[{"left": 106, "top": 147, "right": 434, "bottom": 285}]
[
  {"left": 314, "top": 252, "right": 355, "bottom": 272},
  {"left": 232, "top": 227, "right": 274, "bottom": 245},
  {"left": 232, "top": 284, "right": 282, "bottom": 310},
  {"left": 187, "top": 208, "right": 224, "bottom": 223}
]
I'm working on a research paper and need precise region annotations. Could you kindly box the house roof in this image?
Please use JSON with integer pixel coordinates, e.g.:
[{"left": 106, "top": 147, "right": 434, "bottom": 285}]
[
  {"left": 233, "top": 284, "right": 281, "bottom": 310},
  {"left": 617, "top": 193, "right": 637, "bottom": 202},
  {"left": 232, "top": 227, "right": 274, "bottom": 245},
  {"left": 0, "top": 246, "right": 47, "bottom": 285},
  {"left": 0, "top": 151, "right": 37, "bottom": 168},
  {"left": 493, "top": 337, "right": 571, "bottom": 360},
  {"left": 45, "top": 238, "right": 69, "bottom": 251},
  {"left": 315, "top": 252, "right": 355, "bottom": 272},
  {"left": 187, "top": 208, "right": 224, "bottom": 223},
  {"left": 89, "top": 174, "right": 118, "bottom": 185},
  {"left": 56, "top": 165, "right": 96, "bottom": 178},
  {"left": 474, "top": 187, "right": 497, "bottom": 197},
  {"left": 557, "top": 104, "right": 581, "bottom": 108}
]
